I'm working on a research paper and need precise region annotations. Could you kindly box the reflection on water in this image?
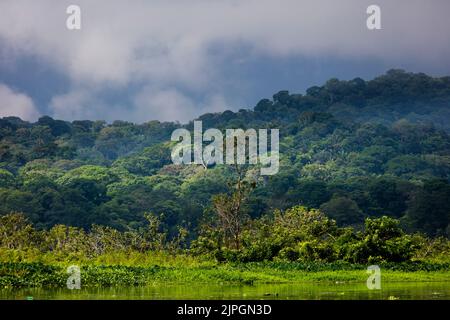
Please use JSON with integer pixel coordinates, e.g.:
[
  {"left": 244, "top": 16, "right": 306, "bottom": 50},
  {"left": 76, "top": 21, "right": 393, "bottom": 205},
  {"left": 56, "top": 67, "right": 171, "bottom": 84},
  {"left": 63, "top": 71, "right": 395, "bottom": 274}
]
[{"left": 1, "top": 282, "right": 449, "bottom": 300}]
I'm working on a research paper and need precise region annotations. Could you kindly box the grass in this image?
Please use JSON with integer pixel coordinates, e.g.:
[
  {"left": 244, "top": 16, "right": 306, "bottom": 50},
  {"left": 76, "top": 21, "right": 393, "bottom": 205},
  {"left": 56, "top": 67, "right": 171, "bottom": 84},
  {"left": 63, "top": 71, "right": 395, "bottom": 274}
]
[
  {"left": 1, "top": 258, "right": 449, "bottom": 289},
  {"left": 1, "top": 248, "right": 449, "bottom": 289}
]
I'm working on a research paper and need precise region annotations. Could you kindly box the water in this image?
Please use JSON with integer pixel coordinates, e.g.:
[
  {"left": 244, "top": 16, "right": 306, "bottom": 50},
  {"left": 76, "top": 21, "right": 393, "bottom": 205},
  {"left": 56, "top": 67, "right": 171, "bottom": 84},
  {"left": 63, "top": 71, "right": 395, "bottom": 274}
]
[{"left": 1, "top": 282, "right": 449, "bottom": 300}]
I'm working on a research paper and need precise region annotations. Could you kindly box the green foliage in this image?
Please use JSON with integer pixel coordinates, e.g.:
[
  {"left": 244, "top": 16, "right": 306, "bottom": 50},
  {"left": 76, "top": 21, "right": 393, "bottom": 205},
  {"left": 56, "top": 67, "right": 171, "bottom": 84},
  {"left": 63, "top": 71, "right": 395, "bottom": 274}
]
[
  {"left": 0, "top": 169, "right": 14, "bottom": 188},
  {"left": 1, "top": 70, "right": 450, "bottom": 237},
  {"left": 403, "top": 179, "right": 450, "bottom": 236},
  {"left": 320, "top": 196, "right": 363, "bottom": 225},
  {"left": 0, "top": 214, "right": 38, "bottom": 250},
  {"left": 338, "top": 216, "right": 419, "bottom": 263},
  {"left": 0, "top": 212, "right": 186, "bottom": 260},
  {"left": 0, "top": 211, "right": 449, "bottom": 289},
  {"left": 1, "top": 260, "right": 449, "bottom": 289},
  {"left": 193, "top": 206, "right": 443, "bottom": 264}
]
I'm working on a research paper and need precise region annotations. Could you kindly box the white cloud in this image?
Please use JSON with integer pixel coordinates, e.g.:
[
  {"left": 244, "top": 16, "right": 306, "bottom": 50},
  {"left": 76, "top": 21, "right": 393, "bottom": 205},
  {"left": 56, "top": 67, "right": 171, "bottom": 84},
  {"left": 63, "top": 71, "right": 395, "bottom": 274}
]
[
  {"left": 49, "top": 88, "right": 129, "bottom": 122},
  {"left": 50, "top": 89, "right": 94, "bottom": 120},
  {"left": 0, "top": 0, "right": 449, "bottom": 121},
  {"left": 49, "top": 86, "right": 227, "bottom": 123},
  {"left": 1, "top": 0, "right": 449, "bottom": 85},
  {"left": 133, "top": 87, "right": 227, "bottom": 123},
  {"left": 0, "top": 84, "right": 40, "bottom": 121}
]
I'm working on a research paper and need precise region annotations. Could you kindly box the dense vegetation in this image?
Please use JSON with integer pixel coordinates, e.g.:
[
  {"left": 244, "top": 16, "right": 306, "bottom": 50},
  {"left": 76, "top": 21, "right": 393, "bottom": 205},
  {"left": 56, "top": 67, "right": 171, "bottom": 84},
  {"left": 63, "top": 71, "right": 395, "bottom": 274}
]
[
  {"left": 0, "top": 211, "right": 449, "bottom": 288},
  {"left": 2, "top": 261, "right": 450, "bottom": 289},
  {"left": 1, "top": 70, "right": 450, "bottom": 238},
  {"left": 1, "top": 209, "right": 449, "bottom": 264},
  {"left": 1, "top": 69, "right": 450, "bottom": 288}
]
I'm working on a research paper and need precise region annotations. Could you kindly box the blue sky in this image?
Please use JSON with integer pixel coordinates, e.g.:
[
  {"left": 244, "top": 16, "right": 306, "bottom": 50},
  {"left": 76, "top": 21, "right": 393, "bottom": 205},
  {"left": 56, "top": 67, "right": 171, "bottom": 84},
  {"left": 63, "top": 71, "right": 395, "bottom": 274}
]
[{"left": 1, "top": 0, "right": 450, "bottom": 123}]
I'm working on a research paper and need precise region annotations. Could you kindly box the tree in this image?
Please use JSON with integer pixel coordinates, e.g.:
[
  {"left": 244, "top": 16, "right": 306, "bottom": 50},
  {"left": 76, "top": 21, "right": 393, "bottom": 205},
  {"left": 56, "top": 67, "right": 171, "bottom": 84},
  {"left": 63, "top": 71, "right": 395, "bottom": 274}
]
[
  {"left": 287, "top": 179, "right": 330, "bottom": 208},
  {"left": 0, "top": 213, "right": 38, "bottom": 250},
  {"left": 320, "top": 196, "right": 364, "bottom": 225},
  {"left": 212, "top": 166, "right": 254, "bottom": 250},
  {"left": 338, "top": 216, "right": 419, "bottom": 263},
  {"left": 0, "top": 169, "right": 15, "bottom": 188},
  {"left": 404, "top": 180, "right": 450, "bottom": 236}
]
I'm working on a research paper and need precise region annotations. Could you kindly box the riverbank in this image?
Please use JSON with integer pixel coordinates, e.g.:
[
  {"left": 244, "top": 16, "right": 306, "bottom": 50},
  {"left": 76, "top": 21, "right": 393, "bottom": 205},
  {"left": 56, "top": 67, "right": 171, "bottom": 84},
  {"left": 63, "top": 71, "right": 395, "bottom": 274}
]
[{"left": 1, "top": 260, "right": 449, "bottom": 289}]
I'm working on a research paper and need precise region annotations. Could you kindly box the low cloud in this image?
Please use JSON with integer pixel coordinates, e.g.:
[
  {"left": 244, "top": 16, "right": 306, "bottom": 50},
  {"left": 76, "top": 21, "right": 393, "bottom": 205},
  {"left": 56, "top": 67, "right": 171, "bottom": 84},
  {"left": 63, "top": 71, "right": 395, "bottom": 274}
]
[
  {"left": 49, "top": 88, "right": 129, "bottom": 122},
  {"left": 0, "top": 84, "right": 40, "bottom": 121},
  {"left": 133, "top": 87, "right": 228, "bottom": 123},
  {"left": 0, "top": 0, "right": 450, "bottom": 122},
  {"left": 49, "top": 86, "right": 228, "bottom": 123}
]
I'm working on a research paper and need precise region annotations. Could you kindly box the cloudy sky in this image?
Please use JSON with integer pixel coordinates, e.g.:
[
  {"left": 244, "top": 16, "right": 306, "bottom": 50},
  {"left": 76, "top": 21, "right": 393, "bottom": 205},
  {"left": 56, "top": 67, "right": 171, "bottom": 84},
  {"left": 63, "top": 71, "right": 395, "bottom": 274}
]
[{"left": 0, "top": 0, "right": 450, "bottom": 123}]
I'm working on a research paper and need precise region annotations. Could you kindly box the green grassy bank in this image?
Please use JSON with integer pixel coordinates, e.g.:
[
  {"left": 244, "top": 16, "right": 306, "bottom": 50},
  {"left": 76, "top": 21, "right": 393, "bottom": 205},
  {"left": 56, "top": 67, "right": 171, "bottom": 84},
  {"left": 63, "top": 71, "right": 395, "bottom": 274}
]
[{"left": 1, "top": 260, "right": 449, "bottom": 289}]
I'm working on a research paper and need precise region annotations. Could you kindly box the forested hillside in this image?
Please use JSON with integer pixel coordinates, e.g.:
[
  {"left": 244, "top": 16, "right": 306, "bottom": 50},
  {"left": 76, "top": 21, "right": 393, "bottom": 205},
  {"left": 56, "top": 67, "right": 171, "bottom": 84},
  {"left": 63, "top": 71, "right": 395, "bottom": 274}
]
[{"left": 1, "top": 70, "right": 450, "bottom": 238}]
